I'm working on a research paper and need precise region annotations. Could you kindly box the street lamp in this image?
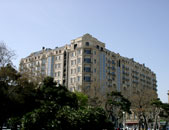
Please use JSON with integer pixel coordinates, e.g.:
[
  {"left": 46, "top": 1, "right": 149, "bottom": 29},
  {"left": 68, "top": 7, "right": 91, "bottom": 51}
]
[{"left": 123, "top": 112, "right": 125, "bottom": 130}]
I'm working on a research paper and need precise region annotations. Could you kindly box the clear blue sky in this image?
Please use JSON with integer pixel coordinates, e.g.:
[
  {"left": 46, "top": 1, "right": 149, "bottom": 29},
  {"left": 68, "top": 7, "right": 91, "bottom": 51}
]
[{"left": 0, "top": 0, "right": 169, "bottom": 103}]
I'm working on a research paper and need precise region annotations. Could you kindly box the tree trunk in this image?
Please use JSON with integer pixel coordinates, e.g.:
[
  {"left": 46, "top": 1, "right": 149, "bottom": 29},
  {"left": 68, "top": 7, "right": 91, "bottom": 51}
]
[
  {"left": 143, "top": 115, "right": 148, "bottom": 130},
  {"left": 138, "top": 119, "right": 141, "bottom": 130},
  {"left": 153, "top": 116, "right": 158, "bottom": 130}
]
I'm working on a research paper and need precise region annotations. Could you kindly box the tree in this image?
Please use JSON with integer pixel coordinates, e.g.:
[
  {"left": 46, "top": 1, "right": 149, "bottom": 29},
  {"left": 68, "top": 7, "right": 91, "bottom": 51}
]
[
  {"left": 151, "top": 98, "right": 169, "bottom": 130},
  {"left": 22, "top": 105, "right": 113, "bottom": 130},
  {"left": 0, "top": 65, "right": 20, "bottom": 128},
  {"left": 0, "top": 43, "right": 15, "bottom": 67},
  {"left": 129, "top": 88, "right": 157, "bottom": 130},
  {"left": 21, "top": 77, "right": 113, "bottom": 130},
  {"left": 105, "top": 91, "right": 131, "bottom": 128},
  {"left": 74, "top": 91, "right": 88, "bottom": 108},
  {"left": 21, "top": 77, "right": 78, "bottom": 129},
  {"left": 82, "top": 81, "right": 106, "bottom": 107},
  {"left": 0, "top": 65, "right": 37, "bottom": 129},
  {"left": 19, "top": 62, "right": 46, "bottom": 85}
]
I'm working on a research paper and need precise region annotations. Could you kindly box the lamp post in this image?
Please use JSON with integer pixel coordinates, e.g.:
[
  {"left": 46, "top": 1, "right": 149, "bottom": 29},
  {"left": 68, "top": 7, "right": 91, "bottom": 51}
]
[{"left": 123, "top": 112, "right": 125, "bottom": 130}]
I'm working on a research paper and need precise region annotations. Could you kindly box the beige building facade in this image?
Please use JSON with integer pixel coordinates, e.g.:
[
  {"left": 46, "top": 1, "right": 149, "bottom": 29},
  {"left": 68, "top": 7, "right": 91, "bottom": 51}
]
[{"left": 20, "top": 34, "right": 157, "bottom": 95}]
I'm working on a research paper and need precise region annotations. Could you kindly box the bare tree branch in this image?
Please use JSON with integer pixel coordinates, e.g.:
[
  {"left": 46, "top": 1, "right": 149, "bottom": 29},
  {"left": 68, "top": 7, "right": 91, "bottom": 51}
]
[{"left": 0, "top": 42, "right": 15, "bottom": 67}]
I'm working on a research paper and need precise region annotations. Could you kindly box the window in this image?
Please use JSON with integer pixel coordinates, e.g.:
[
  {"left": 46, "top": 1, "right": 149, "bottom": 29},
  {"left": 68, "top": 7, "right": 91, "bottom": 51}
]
[
  {"left": 58, "top": 71, "right": 60, "bottom": 77},
  {"left": 71, "top": 78, "right": 73, "bottom": 83},
  {"left": 112, "top": 60, "right": 115, "bottom": 64},
  {"left": 57, "top": 80, "right": 60, "bottom": 84},
  {"left": 41, "top": 66, "right": 45, "bottom": 71},
  {"left": 84, "top": 49, "right": 91, "bottom": 54},
  {"left": 84, "top": 76, "right": 91, "bottom": 82},
  {"left": 32, "top": 68, "right": 35, "bottom": 72},
  {"left": 74, "top": 77, "right": 76, "bottom": 82},
  {"left": 85, "top": 42, "right": 89, "bottom": 46},
  {"left": 37, "top": 67, "right": 40, "bottom": 71},
  {"left": 58, "top": 63, "right": 61, "bottom": 68},
  {"left": 42, "top": 59, "right": 46, "bottom": 64},
  {"left": 77, "top": 49, "right": 81, "bottom": 55},
  {"left": 118, "top": 60, "right": 121, "bottom": 67},
  {"left": 85, "top": 86, "right": 90, "bottom": 91},
  {"left": 41, "top": 71, "right": 45, "bottom": 75},
  {"left": 94, "top": 59, "right": 96, "bottom": 64},
  {"left": 84, "top": 67, "right": 91, "bottom": 72},
  {"left": 94, "top": 51, "right": 96, "bottom": 55},
  {"left": 84, "top": 58, "right": 91, "bottom": 63},
  {"left": 71, "top": 60, "right": 73, "bottom": 66},
  {"left": 37, "top": 61, "right": 40, "bottom": 66},
  {"left": 77, "top": 58, "right": 81, "bottom": 64},
  {"left": 112, "top": 66, "right": 115, "bottom": 70},
  {"left": 94, "top": 68, "right": 96, "bottom": 73},
  {"left": 71, "top": 69, "right": 73, "bottom": 74},
  {"left": 112, "top": 72, "right": 116, "bottom": 77},
  {"left": 96, "top": 45, "right": 99, "bottom": 49},
  {"left": 55, "top": 64, "right": 57, "bottom": 69},
  {"left": 77, "top": 67, "right": 81, "bottom": 73},
  {"left": 74, "top": 68, "right": 76, "bottom": 74},
  {"left": 77, "top": 76, "right": 81, "bottom": 82},
  {"left": 74, "top": 44, "right": 77, "bottom": 49}
]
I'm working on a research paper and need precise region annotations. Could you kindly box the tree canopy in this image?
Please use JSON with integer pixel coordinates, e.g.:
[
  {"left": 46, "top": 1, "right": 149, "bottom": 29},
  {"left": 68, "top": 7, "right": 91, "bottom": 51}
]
[
  {"left": 21, "top": 77, "right": 113, "bottom": 130},
  {"left": 105, "top": 91, "right": 131, "bottom": 128}
]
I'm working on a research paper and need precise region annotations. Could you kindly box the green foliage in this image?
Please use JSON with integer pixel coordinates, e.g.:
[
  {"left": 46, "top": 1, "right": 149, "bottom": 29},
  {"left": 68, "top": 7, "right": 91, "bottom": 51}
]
[
  {"left": 106, "top": 91, "right": 131, "bottom": 115},
  {"left": 162, "top": 103, "right": 169, "bottom": 117},
  {"left": 37, "top": 77, "right": 78, "bottom": 109},
  {"left": 21, "top": 105, "right": 113, "bottom": 130},
  {"left": 21, "top": 77, "right": 113, "bottom": 130},
  {"left": 74, "top": 91, "right": 88, "bottom": 107},
  {"left": 151, "top": 98, "right": 169, "bottom": 118},
  {"left": 0, "top": 67, "right": 113, "bottom": 129},
  {"left": 0, "top": 65, "right": 37, "bottom": 127},
  {"left": 105, "top": 91, "right": 131, "bottom": 127},
  {"left": 151, "top": 98, "right": 163, "bottom": 106}
]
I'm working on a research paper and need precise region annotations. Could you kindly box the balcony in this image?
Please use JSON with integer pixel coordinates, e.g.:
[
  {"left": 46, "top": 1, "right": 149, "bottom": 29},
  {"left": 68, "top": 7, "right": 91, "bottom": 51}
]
[
  {"left": 112, "top": 60, "right": 115, "bottom": 65},
  {"left": 84, "top": 67, "right": 91, "bottom": 73},
  {"left": 112, "top": 72, "right": 116, "bottom": 76},
  {"left": 84, "top": 58, "right": 92, "bottom": 63},
  {"left": 112, "top": 66, "right": 116, "bottom": 71},
  {"left": 108, "top": 72, "right": 111, "bottom": 75},
  {"left": 108, "top": 79, "right": 112, "bottom": 82},
  {"left": 84, "top": 76, "right": 91, "bottom": 82},
  {"left": 84, "top": 49, "right": 92, "bottom": 54}
]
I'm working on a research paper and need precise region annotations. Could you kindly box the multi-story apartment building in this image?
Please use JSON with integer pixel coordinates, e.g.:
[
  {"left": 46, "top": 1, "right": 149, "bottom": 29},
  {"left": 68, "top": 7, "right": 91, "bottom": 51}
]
[{"left": 19, "top": 34, "right": 157, "bottom": 95}]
